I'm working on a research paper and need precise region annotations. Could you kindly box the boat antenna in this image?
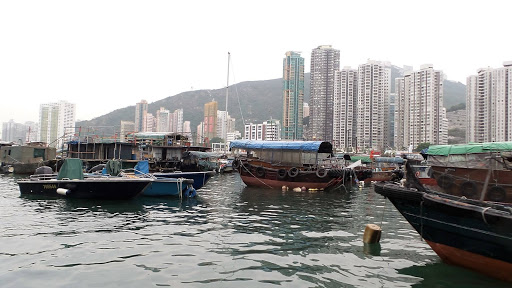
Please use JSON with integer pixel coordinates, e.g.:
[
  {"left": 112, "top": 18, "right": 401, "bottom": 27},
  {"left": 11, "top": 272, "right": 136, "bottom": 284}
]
[{"left": 225, "top": 52, "right": 230, "bottom": 144}]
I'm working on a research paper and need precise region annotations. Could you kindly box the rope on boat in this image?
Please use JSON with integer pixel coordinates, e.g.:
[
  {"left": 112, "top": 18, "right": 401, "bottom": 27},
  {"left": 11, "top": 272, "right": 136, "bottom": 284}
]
[
  {"left": 481, "top": 206, "right": 491, "bottom": 225},
  {"left": 240, "top": 161, "right": 274, "bottom": 189}
]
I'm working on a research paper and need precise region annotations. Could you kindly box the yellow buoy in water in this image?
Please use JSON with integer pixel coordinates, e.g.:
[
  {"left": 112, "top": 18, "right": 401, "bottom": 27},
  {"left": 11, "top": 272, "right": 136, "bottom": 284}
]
[{"left": 363, "top": 224, "right": 382, "bottom": 244}]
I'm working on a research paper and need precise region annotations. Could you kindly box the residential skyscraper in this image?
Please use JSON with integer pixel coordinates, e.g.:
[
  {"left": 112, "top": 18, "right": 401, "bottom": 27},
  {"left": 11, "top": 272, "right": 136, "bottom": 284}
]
[
  {"left": 203, "top": 101, "right": 218, "bottom": 143},
  {"left": 467, "top": 62, "right": 512, "bottom": 143},
  {"left": 135, "top": 100, "right": 148, "bottom": 132},
  {"left": 120, "top": 120, "right": 135, "bottom": 142},
  {"left": 171, "top": 108, "right": 184, "bottom": 133},
  {"left": 310, "top": 45, "right": 340, "bottom": 141},
  {"left": 333, "top": 67, "right": 358, "bottom": 152},
  {"left": 395, "top": 65, "right": 448, "bottom": 150},
  {"left": 282, "top": 51, "right": 304, "bottom": 140},
  {"left": 156, "top": 107, "right": 171, "bottom": 132},
  {"left": 356, "top": 60, "right": 391, "bottom": 152},
  {"left": 38, "top": 100, "right": 76, "bottom": 148}
]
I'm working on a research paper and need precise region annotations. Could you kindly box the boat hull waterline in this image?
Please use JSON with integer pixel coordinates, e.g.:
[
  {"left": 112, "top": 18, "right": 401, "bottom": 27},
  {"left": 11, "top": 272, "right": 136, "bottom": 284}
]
[{"left": 18, "top": 178, "right": 151, "bottom": 199}]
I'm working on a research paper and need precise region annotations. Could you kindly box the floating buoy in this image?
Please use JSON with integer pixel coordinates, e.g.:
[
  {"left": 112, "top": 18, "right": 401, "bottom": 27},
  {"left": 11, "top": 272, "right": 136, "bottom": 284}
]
[
  {"left": 363, "top": 224, "right": 382, "bottom": 244},
  {"left": 292, "top": 187, "right": 302, "bottom": 192},
  {"left": 301, "top": 186, "right": 306, "bottom": 191},
  {"left": 282, "top": 186, "right": 288, "bottom": 191}
]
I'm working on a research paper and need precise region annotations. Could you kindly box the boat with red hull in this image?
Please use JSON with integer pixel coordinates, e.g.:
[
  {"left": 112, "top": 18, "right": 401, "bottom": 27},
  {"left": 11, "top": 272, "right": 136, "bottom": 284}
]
[
  {"left": 230, "top": 140, "right": 358, "bottom": 190},
  {"left": 425, "top": 142, "right": 512, "bottom": 203},
  {"left": 374, "top": 163, "right": 512, "bottom": 282}
]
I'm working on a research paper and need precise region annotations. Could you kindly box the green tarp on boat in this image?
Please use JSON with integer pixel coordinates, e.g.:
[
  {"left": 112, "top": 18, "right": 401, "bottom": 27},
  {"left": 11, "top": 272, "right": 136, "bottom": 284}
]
[
  {"left": 428, "top": 142, "right": 512, "bottom": 156},
  {"left": 57, "top": 158, "right": 84, "bottom": 180}
]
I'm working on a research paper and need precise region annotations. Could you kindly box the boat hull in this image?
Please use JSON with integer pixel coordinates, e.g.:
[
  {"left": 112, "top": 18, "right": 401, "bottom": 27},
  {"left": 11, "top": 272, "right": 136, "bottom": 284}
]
[
  {"left": 235, "top": 162, "right": 354, "bottom": 190},
  {"left": 142, "top": 178, "right": 195, "bottom": 197},
  {"left": 18, "top": 178, "right": 151, "bottom": 199},
  {"left": 152, "top": 171, "right": 215, "bottom": 190},
  {"left": 374, "top": 182, "right": 512, "bottom": 282}
]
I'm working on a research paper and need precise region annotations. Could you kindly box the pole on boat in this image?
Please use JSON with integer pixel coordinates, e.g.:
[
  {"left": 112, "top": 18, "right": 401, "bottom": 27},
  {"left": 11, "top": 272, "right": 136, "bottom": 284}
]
[{"left": 225, "top": 52, "right": 230, "bottom": 145}]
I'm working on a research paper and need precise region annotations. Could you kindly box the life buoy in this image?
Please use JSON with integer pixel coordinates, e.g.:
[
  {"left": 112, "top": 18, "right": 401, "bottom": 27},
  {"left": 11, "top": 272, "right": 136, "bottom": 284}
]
[
  {"left": 436, "top": 174, "right": 454, "bottom": 190},
  {"left": 487, "top": 186, "right": 507, "bottom": 202},
  {"left": 277, "top": 168, "right": 287, "bottom": 179},
  {"left": 232, "top": 159, "right": 240, "bottom": 169},
  {"left": 316, "top": 168, "right": 328, "bottom": 178},
  {"left": 288, "top": 167, "right": 299, "bottom": 178},
  {"left": 256, "top": 166, "right": 266, "bottom": 177},
  {"left": 459, "top": 181, "right": 478, "bottom": 199}
]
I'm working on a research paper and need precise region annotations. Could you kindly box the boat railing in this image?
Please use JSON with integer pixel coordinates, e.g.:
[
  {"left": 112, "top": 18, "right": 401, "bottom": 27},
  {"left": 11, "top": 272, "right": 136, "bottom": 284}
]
[{"left": 29, "top": 174, "right": 57, "bottom": 181}]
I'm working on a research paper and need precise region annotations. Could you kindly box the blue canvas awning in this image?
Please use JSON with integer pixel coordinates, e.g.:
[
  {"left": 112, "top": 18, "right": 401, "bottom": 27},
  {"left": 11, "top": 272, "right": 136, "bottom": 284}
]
[{"left": 229, "top": 140, "right": 332, "bottom": 153}]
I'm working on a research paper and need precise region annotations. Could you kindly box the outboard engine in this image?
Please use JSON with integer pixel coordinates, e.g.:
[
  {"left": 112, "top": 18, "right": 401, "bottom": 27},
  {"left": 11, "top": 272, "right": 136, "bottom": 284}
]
[{"left": 34, "top": 166, "right": 53, "bottom": 175}]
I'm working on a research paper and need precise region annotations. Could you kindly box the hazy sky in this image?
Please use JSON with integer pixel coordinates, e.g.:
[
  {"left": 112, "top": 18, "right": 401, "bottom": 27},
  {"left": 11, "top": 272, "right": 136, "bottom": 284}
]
[{"left": 0, "top": 0, "right": 510, "bottom": 128}]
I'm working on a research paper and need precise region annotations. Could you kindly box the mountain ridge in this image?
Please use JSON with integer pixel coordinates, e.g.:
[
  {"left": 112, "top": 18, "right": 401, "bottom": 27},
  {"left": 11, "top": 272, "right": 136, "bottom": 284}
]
[{"left": 77, "top": 72, "right": 466, "bottom": 136}]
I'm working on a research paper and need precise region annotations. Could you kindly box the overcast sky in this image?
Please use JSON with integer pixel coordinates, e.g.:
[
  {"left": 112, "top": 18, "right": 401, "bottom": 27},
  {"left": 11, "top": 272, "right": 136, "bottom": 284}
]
[{"left": 0, "top": 0, "right": 510, "bottom": 130}]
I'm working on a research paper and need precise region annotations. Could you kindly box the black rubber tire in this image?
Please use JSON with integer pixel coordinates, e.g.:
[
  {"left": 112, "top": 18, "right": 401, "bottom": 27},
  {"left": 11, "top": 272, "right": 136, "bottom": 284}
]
[
  {"left": 487, "top": 186, "right": 507, "bottom": 202},
  {"left": 316, "top": 168, "right": 328, "bottom": 178},
  {"left": 436, "top": 174, "right": 454, "bottom": 190},
  {"left": 256, "top": 166, "right": 266, "bottom": 177},
  {"left": 277, "top": 168, "right": 287, "bottom": 179},
  {"left": 460, "top": 181, "right": 478, "bottom": 199},
  {"left": 288, "top": 167, "right": 299, "bottom": 178}
]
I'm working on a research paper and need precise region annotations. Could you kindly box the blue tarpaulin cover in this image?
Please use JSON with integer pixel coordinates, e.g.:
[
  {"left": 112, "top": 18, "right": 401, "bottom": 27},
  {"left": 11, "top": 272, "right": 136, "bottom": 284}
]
[
  {"left": 229, "top": 140, "right": 331, "bottom": 152},
  {"left": 134, "top": 160, "right": 149, "bottom": 174}
]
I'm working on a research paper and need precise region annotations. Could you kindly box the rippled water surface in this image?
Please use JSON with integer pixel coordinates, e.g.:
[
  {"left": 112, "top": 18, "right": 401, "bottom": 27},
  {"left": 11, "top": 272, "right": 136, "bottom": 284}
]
[{"left": 0, "top": 173, "right": 509, "bottom": 287}]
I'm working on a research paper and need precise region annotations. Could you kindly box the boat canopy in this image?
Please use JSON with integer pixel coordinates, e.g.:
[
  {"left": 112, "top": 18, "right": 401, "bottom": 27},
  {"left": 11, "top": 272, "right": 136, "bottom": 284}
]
[
  {"left": 57, "top": 158, "right": 84, "bottom": 180},
  {"left": 229, "top": 140, "right": 333, "bottom": 153},
  {"left": 374, "top": 157, "right": 404, "bottom": 164},
  {"left": 428, "top": 142, "right": 512, "bottom": 156}
]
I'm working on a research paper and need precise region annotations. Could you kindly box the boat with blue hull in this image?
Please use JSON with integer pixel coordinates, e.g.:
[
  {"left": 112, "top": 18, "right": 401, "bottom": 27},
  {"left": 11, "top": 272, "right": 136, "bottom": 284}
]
[
  {"left": 17, "top": 159, "right": 151, "bottom": 199},
  {"left": 152, "top": 171, "right": 215, "bottom": 190},
  {"left": 131, "top": 160, "right": 197, "bottom": 197},
  {"left": 374, "top": 164, "right": 512, "bottom": 282},
  {"left": 142, "top": 177, "right": 196, "bottom": 197}
]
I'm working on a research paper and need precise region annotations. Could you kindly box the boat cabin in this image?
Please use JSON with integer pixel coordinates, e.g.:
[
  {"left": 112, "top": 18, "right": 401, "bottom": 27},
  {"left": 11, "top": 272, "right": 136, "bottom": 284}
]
[{"left": 229, "top": 140, "right": 334, "bottom": 167}]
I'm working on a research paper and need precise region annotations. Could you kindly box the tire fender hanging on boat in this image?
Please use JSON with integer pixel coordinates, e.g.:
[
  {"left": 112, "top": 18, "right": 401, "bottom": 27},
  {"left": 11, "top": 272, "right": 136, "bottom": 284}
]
[
  {"left": 316, "top": 168, "right": 328, "bottom": 178},
  {"left": 277, "top": 168, "right": 287, "bottom": 179},
  {"left": 459, "top": 181, "right": 478, "bottom": 199},
  {"left": 487, "top": 186, "right": 506, "bottom": 202},
  {"left": 256, "top": 166, "right": 266, "bottom": 177},
  {"left": 288, "top": 167, "right": 299, "bottom": 178},
  {"left": 436, "top": 174, "right": 454, "bottom": 190}
]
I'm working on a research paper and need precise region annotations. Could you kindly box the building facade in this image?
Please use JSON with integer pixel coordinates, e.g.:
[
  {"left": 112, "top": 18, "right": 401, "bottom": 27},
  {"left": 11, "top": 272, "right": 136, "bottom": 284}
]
[
  {"left": 120, "top": 120, "right": 135, "bottom": 142},
  {"left": 333, "top": 67, "right": 358, "bottom": 152},
  {"left": 203, "top": 101, "right": 218, "bottom": 143},
  {"left": 38, "top": 100, "right": 76, "bottom": 148},
  {"left": 156, "top": 107, "right": 171, "bottom": 132},
  {"left": 467, "top": 62, "right": 512, "bottom": 143},
  {"left": 282, "top": 51, "right": 304, "bottom": 140},
  {"left": 356, "top": 60, "right": 391, "bottom": 152},
  {"left": 135, "top": 100, "right": 148, "bottom": 132},
  {"left": 395, "top": 64, "right": 448, "bottom": 150},
  {"left": 310, "top": 45, "right": 340, "bottom": 141}
]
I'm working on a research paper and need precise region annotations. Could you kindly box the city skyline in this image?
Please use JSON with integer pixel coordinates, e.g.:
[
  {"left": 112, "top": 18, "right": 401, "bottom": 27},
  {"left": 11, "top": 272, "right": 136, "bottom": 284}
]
[{"left": 1, "top": 0, "right": 510, "bottom": 127}]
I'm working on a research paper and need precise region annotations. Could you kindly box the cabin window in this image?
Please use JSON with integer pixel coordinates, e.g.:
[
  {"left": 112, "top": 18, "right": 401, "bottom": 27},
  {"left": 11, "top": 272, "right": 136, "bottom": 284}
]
[{"left": 34, "top": 148, "right": 45, "bottom": 160}]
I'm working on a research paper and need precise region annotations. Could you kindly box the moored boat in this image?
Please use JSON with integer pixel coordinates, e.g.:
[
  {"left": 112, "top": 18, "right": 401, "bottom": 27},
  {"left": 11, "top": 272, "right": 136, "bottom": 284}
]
[
  {"left": 128, "top": 160, "right": 197, "bottom": 197},
  {"left": 374, "top": 164, "right": 512, "bottom": 282},
  {"left": 426, "top": 142, "right": 512, "bottom": 203},
  {"left": 17, "top": 158, "right": 151, "bottom": 199},
  {"left": 229, "top": 140, "right": 358, "bottom": 190},
  {"left": 152, "top": 171, "right": 216, "bottom": 190}
]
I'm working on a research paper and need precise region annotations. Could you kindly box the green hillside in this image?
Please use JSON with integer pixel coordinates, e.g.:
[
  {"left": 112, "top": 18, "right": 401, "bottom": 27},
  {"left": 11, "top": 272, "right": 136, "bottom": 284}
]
[{"left": 77, "top": 72, "right": 466, "bottom": 136}]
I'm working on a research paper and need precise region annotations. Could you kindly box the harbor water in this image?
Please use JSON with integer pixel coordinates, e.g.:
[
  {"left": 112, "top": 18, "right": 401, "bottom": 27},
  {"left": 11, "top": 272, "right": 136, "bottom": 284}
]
[{"left": 0, "top": 173, "right": 509, "bottom": 287}]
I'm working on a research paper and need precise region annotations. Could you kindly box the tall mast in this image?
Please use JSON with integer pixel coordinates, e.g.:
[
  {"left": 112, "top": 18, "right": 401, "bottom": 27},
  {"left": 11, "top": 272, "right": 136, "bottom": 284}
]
[{"left": 225, "top": 52, "right": 230, "bottom": 143}]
